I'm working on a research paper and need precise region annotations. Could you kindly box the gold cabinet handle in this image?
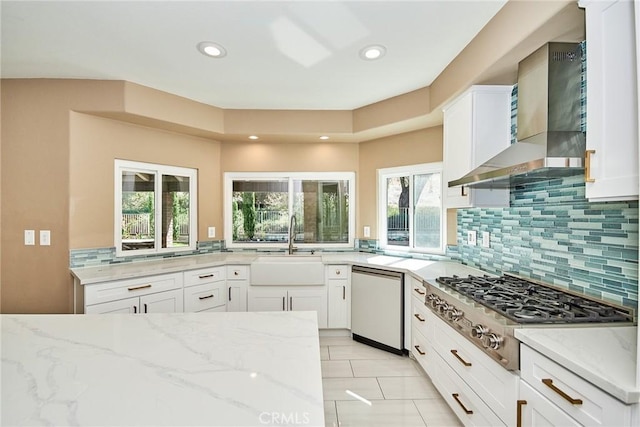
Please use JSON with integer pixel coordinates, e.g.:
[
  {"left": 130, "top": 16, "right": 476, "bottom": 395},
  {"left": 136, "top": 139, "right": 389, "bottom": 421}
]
[
  {"left": 542, "top": 378, "right": 583, "bottom": 405},
  {"left": 450, "top": 349, "right": 472, "bottom": 367},
  {"left": 198, "top": 274, "right": 215, "bottom": 279},
  {"left": 127, "top": 284, "right": 151, "bottom": 291},
  {"left": 198, "top": 294, "right": 214, "bottom": 300},
  {"left": 452, "top": 393, "right": 473, "bottom": 414},
  {"left": 414, "top": 313, "right": 425, "bottom": 322},
  {"left": 414, "top": 345, "right": 425, "bottom": 355},
  {"left": 414, "top": 288, "right": 425, "bottom": 295},
  {"left": 516, "top": 400, "right": 527, "bottom": 427},
  {"left": 585, "top": 149, "right": 596, "bottom": 183}
]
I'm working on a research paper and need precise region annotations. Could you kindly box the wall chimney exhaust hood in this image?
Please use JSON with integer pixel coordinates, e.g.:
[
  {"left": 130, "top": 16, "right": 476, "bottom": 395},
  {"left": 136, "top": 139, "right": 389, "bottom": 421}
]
[{"left": 448, "top": 42, "right": 585, "bottom": 189}]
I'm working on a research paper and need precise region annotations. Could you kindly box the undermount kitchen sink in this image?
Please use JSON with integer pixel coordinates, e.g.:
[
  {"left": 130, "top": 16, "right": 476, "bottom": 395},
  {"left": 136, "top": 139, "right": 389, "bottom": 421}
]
[{"left": 250, "top": 255, "right": 324, "bottom": 285}]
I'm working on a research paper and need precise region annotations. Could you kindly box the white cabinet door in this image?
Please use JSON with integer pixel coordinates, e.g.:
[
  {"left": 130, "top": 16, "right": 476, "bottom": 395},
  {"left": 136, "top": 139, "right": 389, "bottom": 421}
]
[
  {"left": 86, "top": 296, "right": 139, "bottom": 314},
  {"left": 327, "top": 281, "right": 350, "bottom": 329},
  {"left": 226, "top": 265, "right": 249, "bottom": 312},
  {"left": 248, "top": 288, "right": 287, "bottom": 312},
  {"left": 140, "top": 289, "right": 184, "bottom": 313},
  {"left": 289, "top": 288, "right": 328, "bottom": 328},
  {"left": 443, "top": 85, "right": 512, "bottom": 208},
  {"left": 519, "top": 381, "right": 581, "bottom": 427},
  {"left": 581, "top": 0, "right": 639, "bottom": 201}
]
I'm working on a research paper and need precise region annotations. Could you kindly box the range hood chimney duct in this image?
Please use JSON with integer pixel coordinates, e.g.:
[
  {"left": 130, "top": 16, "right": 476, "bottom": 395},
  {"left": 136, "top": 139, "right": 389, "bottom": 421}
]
[{"left": 448, "top": 42, "right": 585, "bottom": 189}]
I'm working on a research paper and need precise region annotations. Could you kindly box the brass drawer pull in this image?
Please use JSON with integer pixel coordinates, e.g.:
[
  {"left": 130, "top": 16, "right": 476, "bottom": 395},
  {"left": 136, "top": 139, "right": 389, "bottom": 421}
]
[
  {"left": 542, "top": 378, "right": 583, "bottom": 405},
  {"left": 198, "top": 294, "right": 214, "bottom": 300},
  {"left": 127, "top": 284, "right": 152, "bottom": 291},
  {"left": 198, "top": 274, "right": 215, "bottom": 279},
  {"left": 450, "top": 349, "right": 472, "bottom": 367},
  {"left": 414, "top": 313, "right": 425, "bottom": 322},
  {"left": 452, "top": 393, "right": 473, "bottom": 414},
  {"left": 414, "top": 345, "right": 425, "bottom": 355},
  {"left": 414, "top": 288, "right": 425, "bottom": 295},
  {"left": 585, "top": 149, "right": 596, "bottom": 183},
  {"left": 516, "top": 400, "right": 527, "bottom": 427}
]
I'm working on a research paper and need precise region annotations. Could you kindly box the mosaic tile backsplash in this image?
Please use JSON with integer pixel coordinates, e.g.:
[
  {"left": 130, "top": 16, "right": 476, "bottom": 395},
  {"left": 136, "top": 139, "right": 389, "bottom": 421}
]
[{"left": 454, "top": 175, "right": 638, "bottom": 308}]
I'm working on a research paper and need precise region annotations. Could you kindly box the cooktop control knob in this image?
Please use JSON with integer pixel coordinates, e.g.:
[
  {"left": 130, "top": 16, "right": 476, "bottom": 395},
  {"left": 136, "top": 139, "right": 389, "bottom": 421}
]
[
  {"left": 471, "top": 324, "right": 488, "bottom": 338},
  {"left": 446, "top": 307, "right": 463, "bottom": 321},
  {"left": 428, "top": 294, "right": 442, "bottom": 309},
  {"left": 482, "top": 333, "right": 503, "bottom": 350}
]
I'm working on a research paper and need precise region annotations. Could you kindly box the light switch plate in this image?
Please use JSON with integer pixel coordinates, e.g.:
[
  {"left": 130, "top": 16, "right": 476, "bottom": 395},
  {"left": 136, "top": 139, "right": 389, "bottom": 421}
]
[
  {"left": 208, "top": 226, "right": 216, "bottom": 238},
  {"left": 482, "top": 231, "right": 490, "bottom": 248},
  {"left": 467, "top": 230, "right": 477, "bottom": 246},
  {"left": 363, "top": 226, "right": 371, "bottom": 238},
  {"left": 24, "top": 230, "right": 35, "bottom": 246},
  {"left": 40, "top": 230, "right": 51, "bottom": 246}
]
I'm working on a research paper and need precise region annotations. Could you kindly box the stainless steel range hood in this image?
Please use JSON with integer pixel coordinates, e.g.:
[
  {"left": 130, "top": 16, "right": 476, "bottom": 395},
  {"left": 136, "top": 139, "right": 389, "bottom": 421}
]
[{"left": 448, "top": 42, "right": 585, "bottom": 189}]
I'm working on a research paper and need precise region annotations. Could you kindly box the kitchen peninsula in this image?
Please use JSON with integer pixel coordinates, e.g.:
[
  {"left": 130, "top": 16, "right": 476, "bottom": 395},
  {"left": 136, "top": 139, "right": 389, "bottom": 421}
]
[{"left": 1, "top": 311, "right": 324, "bottom": 426}]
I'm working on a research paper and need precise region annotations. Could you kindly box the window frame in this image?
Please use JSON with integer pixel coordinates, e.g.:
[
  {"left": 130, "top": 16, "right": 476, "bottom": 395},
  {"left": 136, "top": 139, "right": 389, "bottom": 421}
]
[
  {"left": 377, "top": 162, "right": 445, "bottom": 254},
  {"left": 224, "top": 171, "right": 356, "bottom": 250},
  {"left": 115, "top": 159, "right": 198, "bottom": 257}
]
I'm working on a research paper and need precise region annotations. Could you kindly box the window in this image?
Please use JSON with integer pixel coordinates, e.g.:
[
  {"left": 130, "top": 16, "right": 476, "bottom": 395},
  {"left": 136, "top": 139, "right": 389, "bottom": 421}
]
[
  {"left": 378, "top": 163, "right": 444, "bottom": 253},
  {"left": 115, "top": 160, "right": 197, "bottom": 256},
  {"left": 224, "top": 172, "right": 355, "bottom": 249}
]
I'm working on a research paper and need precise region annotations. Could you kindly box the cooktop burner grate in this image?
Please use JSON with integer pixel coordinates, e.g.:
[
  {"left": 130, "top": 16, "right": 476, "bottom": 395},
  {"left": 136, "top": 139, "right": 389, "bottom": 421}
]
[{"left": 436, "top": 274, "right": 633, "bottom": 324}]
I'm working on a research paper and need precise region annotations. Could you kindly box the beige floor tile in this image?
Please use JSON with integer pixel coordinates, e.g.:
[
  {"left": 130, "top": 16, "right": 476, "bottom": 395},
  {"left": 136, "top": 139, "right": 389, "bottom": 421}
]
[
  {"left": 328, "top": 344, "right": 400, "bottom": 360},
  {"left": 335, "top": 400, "right": 427, "bottom": 427},
  {"left": 413, "top": 399, "right": 463, "bottom": 426},
  {"left": 321, "top": 360, "right": 354, "bottom": 378},
  {"left": 320, "top": 346, "right": 330, "bottom": 361},
  {"left": 319, "top": 336, "right": 356, "bottom": 346},
  {"left": 324, "top": 400, "right": 338, "bottom": 427},
  {"left": 378, "top": 376, "right": 441, "bottom": 399},
  {"left": 350, "top": 358, "right": 422, "bottom": 377},
  {"left": 322, "top": 377, "right": 384, "bottom": 401}
]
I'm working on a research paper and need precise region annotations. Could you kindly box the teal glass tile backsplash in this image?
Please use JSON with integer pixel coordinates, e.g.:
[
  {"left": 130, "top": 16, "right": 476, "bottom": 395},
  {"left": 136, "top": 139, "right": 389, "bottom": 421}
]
[{"left": 455, "top": 175, "right": 638, "bottom": 308}]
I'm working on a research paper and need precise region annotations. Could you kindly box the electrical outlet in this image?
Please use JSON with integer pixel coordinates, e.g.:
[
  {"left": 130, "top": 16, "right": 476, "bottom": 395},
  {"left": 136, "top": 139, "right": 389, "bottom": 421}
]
[
  {"left": 208, "top": 227, "right": 216, "bottom": 238},
  {"left": 363, "top": 226, "right": 371, "bottom": 238},
  {"left": 467, "top": 230, "right": 477, "bottom": 246},
  {"left": 482, "top": 231, "right": 490, "bottom": 248},
  {"left": 40, "top": 230, "right": 51, "bottom": 246},
  {"left": 24, "top": 230, "right": 35, "bottom": 246}
]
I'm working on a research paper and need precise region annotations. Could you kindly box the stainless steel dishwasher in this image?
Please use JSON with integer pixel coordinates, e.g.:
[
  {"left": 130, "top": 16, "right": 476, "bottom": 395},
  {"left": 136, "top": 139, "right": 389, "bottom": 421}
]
[{"left": 351, "top": 266, "right": 404, "bottom": 354}]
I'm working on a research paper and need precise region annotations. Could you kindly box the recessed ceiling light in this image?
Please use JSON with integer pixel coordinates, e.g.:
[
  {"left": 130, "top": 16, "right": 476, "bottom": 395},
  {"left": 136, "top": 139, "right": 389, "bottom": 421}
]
[
  {"left": 319, "top": 136, "right": 330, "bottom": 140},
  {"left": 197, "top": 41, "right": 227, "bottom": 58},
  {"left": 248, "top": 135, "right": 259, "bottom": 140},
  {"left": 359, "top": 45, "right": 386, "bottom": 61}
]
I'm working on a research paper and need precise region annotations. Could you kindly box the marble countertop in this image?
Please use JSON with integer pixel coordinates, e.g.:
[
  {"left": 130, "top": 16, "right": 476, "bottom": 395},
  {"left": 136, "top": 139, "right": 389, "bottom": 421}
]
[
  {"left": 1, "top": 311, "right": 325, "bottom": 426},
  {"left": 515, "top": 326, "right": 639, "bottom": 404},
  {"left": 70, "top": 251, "right": 482, "bottom": 285}
]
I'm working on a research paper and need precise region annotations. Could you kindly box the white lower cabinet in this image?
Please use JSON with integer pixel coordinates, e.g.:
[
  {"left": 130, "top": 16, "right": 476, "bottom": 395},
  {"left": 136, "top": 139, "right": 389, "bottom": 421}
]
[
  {"left": 326, "top": 265, "right": 350, "bottom": 329},
  {"left": 226, "top": 265, "right": 249, "bottom": 312},
  {"left": 183, "top": 266, "right": 226, "bottom": 313},
  {"left": 248, "top": 287, "right": 328, "bottom": 328},
  {"left": 84, "top": 273, "right": 184, "bottom": 314},
  {"left": 430, "top": 313, "right": 518, "bottom": 426},
  {"left": 518, "top": 344, "right": 633, "bottom": 426}
]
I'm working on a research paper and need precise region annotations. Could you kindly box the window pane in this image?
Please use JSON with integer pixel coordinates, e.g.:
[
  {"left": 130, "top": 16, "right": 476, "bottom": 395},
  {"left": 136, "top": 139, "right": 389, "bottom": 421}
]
[
  {"left": 121, "top": 171, "right": 155, "bottom": 251},
  {"left": 386, "top": 176, "right": 409, "bottom": 246},
  {"left": 232, "top": 180, "right": 288, "bottom": 243},
  {"left": 162, "top": 174, "right": 190, "bottom": 249},
  {"left": 414, "top": 173, "right": 441, "bottom": 249},
  {"left": 292, "top": 180, "right": 349, "bottom": 243}
]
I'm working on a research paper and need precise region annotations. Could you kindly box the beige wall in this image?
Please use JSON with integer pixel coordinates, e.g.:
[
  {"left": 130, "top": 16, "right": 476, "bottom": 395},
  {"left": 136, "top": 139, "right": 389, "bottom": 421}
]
[
  {"left": 69, "top": 113, "right": 221, "bottom": 250},
  {"left": 358, "top": 127, "right": 443, "bottom": 239}
]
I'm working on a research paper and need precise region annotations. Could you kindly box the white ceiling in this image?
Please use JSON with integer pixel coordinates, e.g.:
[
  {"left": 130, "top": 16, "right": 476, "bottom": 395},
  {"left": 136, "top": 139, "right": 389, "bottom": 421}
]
[{"left": 1, "top": 1, "right": 507, "bottom": 110}]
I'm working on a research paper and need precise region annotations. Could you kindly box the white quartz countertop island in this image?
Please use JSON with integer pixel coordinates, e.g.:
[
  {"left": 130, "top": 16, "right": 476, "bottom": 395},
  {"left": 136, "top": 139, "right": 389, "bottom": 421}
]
[
  {"left": 1, "top": 311, "right": 325, "bottom": 426},
  {"left": 515, "top": 326, "right": 639, "bottom": 404}
]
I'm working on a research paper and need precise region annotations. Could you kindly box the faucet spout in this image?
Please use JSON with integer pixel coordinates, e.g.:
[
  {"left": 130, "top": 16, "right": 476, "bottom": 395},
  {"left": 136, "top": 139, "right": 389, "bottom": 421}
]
[{"left": 288, "top": 215, "right": 297, "bottom": 255}]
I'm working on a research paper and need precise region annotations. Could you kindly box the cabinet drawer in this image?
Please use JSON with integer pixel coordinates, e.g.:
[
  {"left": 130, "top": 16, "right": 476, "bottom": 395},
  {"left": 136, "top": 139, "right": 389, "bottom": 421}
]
[
  {"left": 520, "top": 345, "right": 631, "bottom": 427},
  {"left": 184, "top": 282, "right": 225, "bottom": 312},
  {"left": 411, "top": 300, "right": 430, "bottom": 334},
  {"left": 85, "top": 273, "right": 183, "bottom": 306},
  {"left": 411, "top": 326, "right": 431, "bottom": 374},
  {"left": 326, "top": 265, "right": 349, "bottom": 279},
  {"left": 518, "top": 380, "right": 581, "bottom": 427},
  {"left": 226, "top": 265, "right": 249, "bottom": 281},
  {"left": 432, "top": 352, "right": 506, "bottom": 427},
  {"left": 184, "top": 267, "right": 225, "bottom": 287},
  {"left": 433, "top": 315, "right": 518, "bottom": 426}
]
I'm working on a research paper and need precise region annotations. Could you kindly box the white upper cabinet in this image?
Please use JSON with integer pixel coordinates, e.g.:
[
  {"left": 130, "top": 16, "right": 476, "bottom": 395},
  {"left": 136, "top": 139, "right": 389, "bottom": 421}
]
[
  {"left": 580, "top": 0, "right": 639, "bottom": 201},
  {"left": 443, "top": 85, "right": 513, "bottom": 208}
]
